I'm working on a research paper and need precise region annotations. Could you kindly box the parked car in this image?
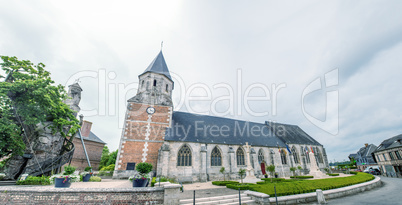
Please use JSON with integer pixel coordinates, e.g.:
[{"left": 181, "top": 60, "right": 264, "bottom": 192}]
[{"left": 368, "top": 168, "right": 381, "bottom": 175}]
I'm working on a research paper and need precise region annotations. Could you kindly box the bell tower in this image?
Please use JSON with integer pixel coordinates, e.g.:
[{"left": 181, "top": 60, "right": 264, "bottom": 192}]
[{"left": 114, "top": 51, "right": 174, "bottom": 174}]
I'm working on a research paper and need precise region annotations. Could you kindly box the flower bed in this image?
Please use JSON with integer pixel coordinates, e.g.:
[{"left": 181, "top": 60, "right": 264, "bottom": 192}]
[{"left": 233, "top": 172, "right": 374, "bottom": 197}]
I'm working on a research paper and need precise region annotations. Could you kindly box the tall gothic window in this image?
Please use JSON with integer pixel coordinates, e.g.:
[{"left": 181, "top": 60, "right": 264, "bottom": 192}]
[
  {"left": 177, "top": 144, "right": 192, "bottom": 166},
  {"left": 306, "top": 150, "right": 310, "bottom": 163},
  {"left": 211, "top": 146, "right": 222, "bottom": 166},
  {"left": 153, "top": 79, "right": 157, "bottom": 86},
  {"left": 166, "top": 84, "right": 169, "bottom": 92},
  {"left": 292, "top": 146, "right": 299, "bottom": 164},
  {"left": 237, "top": 147, "right": 245, "bottom": 166},
  {"left": 270, "top": 149, "right": 275, "bottom": 165},
  {"left": 258, "top": 149, "right": 265, "bottom": 164},
  {"left": 280, "top": 150, "right": 287, "bottom": 164}
]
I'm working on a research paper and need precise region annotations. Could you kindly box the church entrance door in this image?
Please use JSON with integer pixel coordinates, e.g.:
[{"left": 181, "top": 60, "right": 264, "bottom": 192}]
[{"left": 260, "top": 162, "right": 266, "bottom": 175}]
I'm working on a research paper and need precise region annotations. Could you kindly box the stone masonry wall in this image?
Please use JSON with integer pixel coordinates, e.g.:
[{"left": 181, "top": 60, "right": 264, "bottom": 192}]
[
  {"left": 159, "top": 142, "right": 328, "bottom": 182},
  {"left": 0, "top": 187, "right": 164, "bottom": 205}
]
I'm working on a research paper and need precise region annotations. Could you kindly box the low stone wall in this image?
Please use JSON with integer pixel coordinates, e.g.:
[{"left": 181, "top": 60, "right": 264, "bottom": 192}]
[
  {"left": 0, "top": 186, "right": 165, "bottom": 205},
  {"left": 269, "top": 176, "right": 382, "bottom": 204}
]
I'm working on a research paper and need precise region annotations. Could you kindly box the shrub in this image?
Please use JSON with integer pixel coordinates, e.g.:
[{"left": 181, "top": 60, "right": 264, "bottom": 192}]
[
  {"left": 100, "top": 164, "right": 115, "bottom": 171},
  {"left": 248, "top": 172, "right": 374, "bottom": 197},
  {"left": 16, "top": 176, "right": 51, "bottom": 185},
  {"left": 226, "top": 183, "right": 253, "bottom": 190},
  {"left": 212, "top": 181, "right": 239, "bottom": 186},
  {"left": 85, "top": 167, "right": 92, "bottom": 171},
  {"left": 89, "top": 176, "right": 102, "bottom": 182},
  {"left": 327, "top": 173, "right": 339, "bottom": 176},
  {"left": 98, "top": 171, "right": 113, "bottom": 176},
  {"left": 136, "top": 162, "right": 153, "bottom": 176},
  {"left": 63, "top": 166, "right": 76, "bottom": 175},
  {"left": 290, "top": 176, "right": 314, "bottom": 179}
]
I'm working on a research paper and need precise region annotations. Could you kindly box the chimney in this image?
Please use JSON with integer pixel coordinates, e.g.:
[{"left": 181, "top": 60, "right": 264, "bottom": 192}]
[
  {"left": 364, "top": 143, "right": 368, "bottom": 147},
  {"left": 81, "top": 120, "right": 93, "bottom": 138}
]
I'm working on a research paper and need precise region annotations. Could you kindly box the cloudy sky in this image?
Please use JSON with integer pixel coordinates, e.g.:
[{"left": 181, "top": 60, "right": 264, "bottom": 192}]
[{"left": 1, "top": 0, "right": 402, "bottom": 163}]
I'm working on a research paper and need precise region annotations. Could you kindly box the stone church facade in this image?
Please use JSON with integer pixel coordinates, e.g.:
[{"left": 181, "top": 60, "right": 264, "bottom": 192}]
[{"left": 114, "top": 51, "right": 328, "bottom": 181}]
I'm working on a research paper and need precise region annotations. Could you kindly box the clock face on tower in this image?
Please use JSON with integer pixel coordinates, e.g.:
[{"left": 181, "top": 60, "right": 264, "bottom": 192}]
[{"left": 146, "top": 107, "right": 156, "bottom": 115}]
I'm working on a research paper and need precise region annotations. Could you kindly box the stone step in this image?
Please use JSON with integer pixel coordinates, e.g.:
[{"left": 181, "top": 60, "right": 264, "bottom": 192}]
[
  {"left": 0, "top": 181, "right": 16, "bottom": 186},
  {"left": 221, "top": 199, "right": 256, "bottom": 205},
  {"left": 180, "top": 193, "right": 247, "bottom": 204}
]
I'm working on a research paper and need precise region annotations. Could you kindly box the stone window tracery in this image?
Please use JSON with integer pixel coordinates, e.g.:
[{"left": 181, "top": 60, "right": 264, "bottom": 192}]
[
  {"left": 237, "top": 147, "right": 245, "bottom": 166},
  {"left": 211, "top": 146, "right": 222, "bottom": 166},
  {"left": 177, "top": 144, "right": 192, "bottom": 166}
]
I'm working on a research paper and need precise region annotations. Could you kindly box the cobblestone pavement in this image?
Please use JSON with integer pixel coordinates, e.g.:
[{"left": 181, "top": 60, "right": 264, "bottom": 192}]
[
  {"left": 179, "top": 183, "right": 245, "bottom": 200},
  {"left": 311, "top": 176, "right": 402, "bottom": 205}
]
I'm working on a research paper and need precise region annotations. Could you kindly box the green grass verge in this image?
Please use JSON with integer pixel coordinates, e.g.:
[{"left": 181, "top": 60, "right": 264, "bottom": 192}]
[
  {"left": 212, "top": 181, "right": 239, "bottom": 186},
  {"left": 227, "top": 172, "right": 374, "bottom": 197}
]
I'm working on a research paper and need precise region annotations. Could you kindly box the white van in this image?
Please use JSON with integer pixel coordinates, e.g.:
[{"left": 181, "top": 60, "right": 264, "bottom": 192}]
[{"left": 363, "top": 166, "right": 380, "bottom": 173}]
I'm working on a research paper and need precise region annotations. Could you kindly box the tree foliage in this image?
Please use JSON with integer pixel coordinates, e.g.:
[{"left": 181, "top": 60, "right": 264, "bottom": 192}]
[
  {"left": 98, "top": 146, "right": 117, "bottom": 170},
  {"left": 0, "top": 56, "right": 80, "bottom": 159}
]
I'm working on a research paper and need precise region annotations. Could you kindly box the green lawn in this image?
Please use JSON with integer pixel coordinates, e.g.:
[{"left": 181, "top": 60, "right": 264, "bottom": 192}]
[{"left": 227, "top": 172, "right": 374, "bottom": 197}]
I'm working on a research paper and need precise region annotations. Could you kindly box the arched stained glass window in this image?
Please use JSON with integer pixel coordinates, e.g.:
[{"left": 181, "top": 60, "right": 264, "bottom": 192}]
[
  {"left": 280, "top": 150, "right": 287, "bottom": 164},
  {"left": 211, "top": 146, "right": 222, "bottom": 166},
  {"left": 177, "top": 144, "right": 192, "bottom": 166},
  {"left": 258, "top": 149, "right": 265, "bottom": 164},
  {"left": 292, "top": 146, "right": 299, "bottom": 164},
  {"left": 237, "top": 147, "right": 245, "bottom": 166}
]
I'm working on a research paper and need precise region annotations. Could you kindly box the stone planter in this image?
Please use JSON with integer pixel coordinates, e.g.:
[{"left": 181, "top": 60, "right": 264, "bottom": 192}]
[
  {"left": 133, "top": 178, "right": 149, "bottom": 187},
  {"left": 83, "top": 174, "right": 91, "bottom": 182},
  {"left": 55, "top": 177, "right": 71, "bottom": 188},
  {"left": 275, "top": 174, "right": 278, "bottom": 178}
]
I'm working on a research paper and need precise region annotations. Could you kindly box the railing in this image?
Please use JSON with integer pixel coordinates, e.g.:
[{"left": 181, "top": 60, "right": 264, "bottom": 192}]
[{"left": 22, "top": 136, "right": 75, "bottom": 176}]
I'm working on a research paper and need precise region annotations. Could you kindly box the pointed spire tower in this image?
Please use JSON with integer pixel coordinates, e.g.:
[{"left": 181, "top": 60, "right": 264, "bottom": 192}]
[{"left": 114, "top": 51, "right": 174, "bottom": 175}]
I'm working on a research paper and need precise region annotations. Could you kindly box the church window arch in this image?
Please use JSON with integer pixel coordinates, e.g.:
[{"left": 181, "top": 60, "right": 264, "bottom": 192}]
[
  {"left": 316, "top": 147, "right": 323, "bottom": 163},
  {"left": 258, "top": 149, "right": 265, "bottom": 164},
  {"left": 166, "top": 84, "right": 169, "bottom": 92},
  {"left": 306, "top": 149, "right": 311, "bottom": 163},
  {"left": 269, "top": 149, "right": 275, "bottom": 165},
  {"left": 153, "top": 79, "right": 157, "bottom": 86},
  {"left": 141, "top": 80, "right": 144, "bottom": 87},
  {"left": 211, "top": 146, "right": 222, "bottom": 166},
  {"left": 280, "top": 150, "right": 287, "bottom": 164},
  {"left": 177, "top": 144, "right": 192, "bottom": 166},
  {"left": 237, "top": 147, "right": 245, "bottom": 166},
  {"left": 292, "top": 146, "right": 299, "bottom": 164}
]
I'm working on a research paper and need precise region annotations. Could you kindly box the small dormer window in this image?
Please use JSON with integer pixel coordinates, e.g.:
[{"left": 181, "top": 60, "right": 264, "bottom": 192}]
[
  {"left": 153, "top": 80, "right": 157, "bottom": 86},
  {"left": 166, "top": 84, "right": 168, "bottom": 92}
]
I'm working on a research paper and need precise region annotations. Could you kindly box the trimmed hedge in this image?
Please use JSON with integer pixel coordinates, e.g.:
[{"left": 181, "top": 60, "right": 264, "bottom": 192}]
[
  {"left": 227, "top": 172, "right": 374, "bottom": 197},
  {"left": 226, "top": 172, "right": 374, "bottom": 196},
  {"left": 16, "top": 176, "right": 51, "bottom": 185},
  {"left": 212, "top": 181, "right": 239, "bottom": 186},
  {"left": 290, "top": 176, "right": 314, "bottom": 179},
  {"left": 226, "top": 183, "right": 254, "bottom": 190},
  {"left": 327, "top": 173, "right": 339, "bottom": 176},
  {"left": 261, "top": 178, "right": 286, "bottom": 182}
]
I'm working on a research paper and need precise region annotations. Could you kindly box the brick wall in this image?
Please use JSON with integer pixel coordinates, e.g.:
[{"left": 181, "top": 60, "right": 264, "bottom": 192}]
[
  {"left": 71, "top": 138, "right": 105, "bottom": 171},
  {"left": 117, "top": 102, "right": 171, "bottom": 172}
]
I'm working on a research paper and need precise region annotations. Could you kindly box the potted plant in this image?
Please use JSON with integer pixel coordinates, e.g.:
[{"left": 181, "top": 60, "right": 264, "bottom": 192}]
[
  {"left": 274, "top": 172, "right": 279, "bottom": 178},
  {"left": 54, "top": 165, "right": 76, "bottom": 188},
  {"left": 81, "top": 167, "right": 93, "bottom": 182},
  {"left": 264, "top": 174, "right": 268, "bottom": 178},
  {"left": 131, "top": 162, "right": 152, "bottom": 187}
]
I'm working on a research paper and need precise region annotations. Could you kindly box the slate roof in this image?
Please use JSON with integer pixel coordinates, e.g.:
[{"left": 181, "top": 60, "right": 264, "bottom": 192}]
[
  {"left": 76, "top": 131, "right": 106, "bottom": 144},
  {"left": 139, "top": 51, "right": 173, "bottom": 81},
  {"left": 265, "top": 122, "right": 322, "bottom": 146},
  {"left": 165, "top": 111, "right": 290, "bottom": 147},
  {"left": 374, "top": 134, "right": 402, "bottom": 153}
]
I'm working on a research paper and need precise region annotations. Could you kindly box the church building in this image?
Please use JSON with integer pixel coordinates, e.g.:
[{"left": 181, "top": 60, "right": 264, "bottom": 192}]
[{"left": 113, "top": 51, "right": 328, "bottom": 181}]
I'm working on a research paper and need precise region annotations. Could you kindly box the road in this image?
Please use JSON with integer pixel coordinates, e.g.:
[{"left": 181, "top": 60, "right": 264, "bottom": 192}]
[{"left": 327, "top": 176, "right": 402, "bottom": 205}]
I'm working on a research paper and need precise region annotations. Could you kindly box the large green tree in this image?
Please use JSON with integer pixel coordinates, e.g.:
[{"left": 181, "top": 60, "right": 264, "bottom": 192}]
[{"left": 0, "top": 56, "right": 80, "bottom": 159}]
